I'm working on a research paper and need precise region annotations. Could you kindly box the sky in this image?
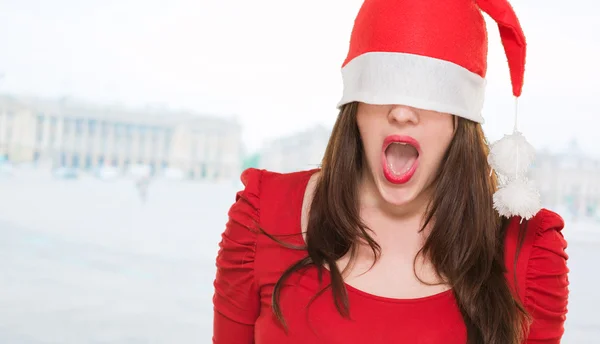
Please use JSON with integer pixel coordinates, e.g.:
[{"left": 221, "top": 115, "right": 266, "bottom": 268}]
[{"left": 0, "top": 0, "right": 599, "bottom": 155}]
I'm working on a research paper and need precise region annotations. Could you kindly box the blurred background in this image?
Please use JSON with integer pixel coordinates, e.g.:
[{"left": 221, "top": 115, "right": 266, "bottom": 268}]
[{"left": 0, "top": 0, "right": 598, "bottom": 343}]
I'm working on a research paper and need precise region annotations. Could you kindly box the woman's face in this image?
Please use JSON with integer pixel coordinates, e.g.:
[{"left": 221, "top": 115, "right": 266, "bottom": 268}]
[{"left": 356, "top": 102, "right": 455, "bottom": 212}]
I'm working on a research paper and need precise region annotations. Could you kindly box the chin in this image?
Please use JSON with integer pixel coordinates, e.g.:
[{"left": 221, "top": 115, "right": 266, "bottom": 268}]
[{"left": 374, "top": 172, "right": 422, "bottom": 207}]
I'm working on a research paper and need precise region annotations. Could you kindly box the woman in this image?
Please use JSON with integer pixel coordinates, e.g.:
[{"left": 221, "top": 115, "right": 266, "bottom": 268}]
[{"left": 212, "top": 0, "right": 569, "bottom": 343}]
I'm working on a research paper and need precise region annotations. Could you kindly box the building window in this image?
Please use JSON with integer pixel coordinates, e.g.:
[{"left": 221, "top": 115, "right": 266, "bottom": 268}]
[
  {"left": 89, "top": 119, "right": 97, "bottom": 135},
  {"left": 62, "top": 118, "right": 72, "bottom": 137},
  {"left": 115, "top": 123, "right": 125, "bottom": 137},
  {"left": 72, "top": 154, "right": 80, "bottom": 168},
  {"left": 101, "top": 121, "right": 110, "bottom": 137},
  {"left": 76, "top": 118, "right": 85, "bottom": 135},
  {"left": 164, "top": 129, "right": 172, "bottom": 153},
  {"left": 36, "top": 113, "right": 44, "bottom": 143},
  {"left": 49, "top": 116, "right": 57, "bottom": 145},
  {"left": 100, "top": 121, "right": 110, "bottom": 153},
  {"left": 126, "top": 124, "right": 134, "bottom": 138},
  {"left": 150, "top": 127, "right": 161, "bottom": 154}
]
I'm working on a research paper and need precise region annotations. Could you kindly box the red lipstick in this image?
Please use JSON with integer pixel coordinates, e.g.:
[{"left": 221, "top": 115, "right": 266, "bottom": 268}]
[{"left": 381, "top": 135, "right": 421, "bottom": 185}]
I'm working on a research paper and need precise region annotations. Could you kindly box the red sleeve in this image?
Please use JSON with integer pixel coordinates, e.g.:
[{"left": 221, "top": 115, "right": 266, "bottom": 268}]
[
  {"left": 213, "top": 168, "right": 263, "bottom": 344},
  {"left": 523, "top": 210, "right": 570, "bottom": 343}
]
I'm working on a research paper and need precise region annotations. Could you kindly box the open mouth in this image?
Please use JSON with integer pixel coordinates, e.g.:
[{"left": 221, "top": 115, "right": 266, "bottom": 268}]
[{"left": 381, "top": 136, "right": 420, "bottom": 184}]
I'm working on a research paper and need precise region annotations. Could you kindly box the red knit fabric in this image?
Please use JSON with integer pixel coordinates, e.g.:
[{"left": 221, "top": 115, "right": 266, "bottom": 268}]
[
  {"left": 342, "top": 0, "right": 488, "bottom": 77},
  {"left": 213, "top": 169, "right": 569, "bottom": 344},
  {"left": 477, "top": 0, "right": 527, "bottom": 96}
]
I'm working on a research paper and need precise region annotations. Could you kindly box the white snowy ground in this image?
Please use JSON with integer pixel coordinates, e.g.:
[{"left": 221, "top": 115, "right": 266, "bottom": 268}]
[{"left": 0, "top": 171, "right": 597, "bottom": 343}]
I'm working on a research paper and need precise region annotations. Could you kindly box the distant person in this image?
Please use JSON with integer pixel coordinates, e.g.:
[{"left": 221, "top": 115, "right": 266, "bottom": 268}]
[
  {"left": 212, "top": 0, "right": 568, "bottom": 343},
  {"left": 136, "top": 175, "right": 150, "bottom": 203}
]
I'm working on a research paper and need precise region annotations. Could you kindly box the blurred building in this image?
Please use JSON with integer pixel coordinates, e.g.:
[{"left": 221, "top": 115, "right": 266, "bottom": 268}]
[
  {"left": 258, "top": 125, "right": 331, "bottom": 173},
  {"left": 530, "top": 140, "right": 600, "bottom": 220},
  {"left": 0, "top": 95, "right": 242, "bottom": 180}
]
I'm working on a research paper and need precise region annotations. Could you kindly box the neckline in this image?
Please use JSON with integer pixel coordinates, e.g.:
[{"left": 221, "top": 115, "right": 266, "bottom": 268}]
[
  {"left": 294, "top": 168, "right": 454, "bottom": 304},
  {"left": 343, "top": 282, "right": 454, "bottom": 303}
]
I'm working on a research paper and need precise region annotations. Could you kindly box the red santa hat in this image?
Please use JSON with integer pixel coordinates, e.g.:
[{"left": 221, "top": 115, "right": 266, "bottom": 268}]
[{"left": 339, "top": 0, "right": 541, "bottom": 219}]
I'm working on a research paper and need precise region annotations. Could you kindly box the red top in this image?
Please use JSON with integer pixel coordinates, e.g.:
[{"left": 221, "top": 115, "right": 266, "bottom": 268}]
[{"left": 213, "top": 168, "right": 569, "bottom": 343}]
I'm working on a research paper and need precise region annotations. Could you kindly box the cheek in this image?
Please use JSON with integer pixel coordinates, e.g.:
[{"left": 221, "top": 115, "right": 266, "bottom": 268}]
[
  {"left": 357, "top": 116, "right": 380, "bottom": 157},
  {"left": 422, "top": 121, "right": 455, "bottom": 169},
  {"left": 436, "top": 124, "right": 455, "bottom": 151}
]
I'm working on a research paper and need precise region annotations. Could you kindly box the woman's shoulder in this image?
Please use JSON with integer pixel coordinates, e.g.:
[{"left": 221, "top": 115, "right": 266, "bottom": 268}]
[
  {"left": 238, "top": 167, "right": 319, "bottom": 212},
  {"left": 503, "top": 209, "right": 566, "bottom": 253},
  {"left": 229, "top": 167, "right": 319, "bottom": 237},
  {"left": 503, "top": 209, "right": 567, "bottom": 266},
  {"left": 240, "top": 167, "right": 319, "bottom": 194},
  {"left": 503, "top": 208, "right": 568, "bottom": 293},
  {"left": 503, "top": 208, "right": 569, "bottom": 341}
]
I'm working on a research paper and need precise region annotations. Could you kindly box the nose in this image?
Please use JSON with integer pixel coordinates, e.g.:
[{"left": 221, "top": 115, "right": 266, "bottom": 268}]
[{"left": 388, "top": 105, "right": 419, "bottom": 126}]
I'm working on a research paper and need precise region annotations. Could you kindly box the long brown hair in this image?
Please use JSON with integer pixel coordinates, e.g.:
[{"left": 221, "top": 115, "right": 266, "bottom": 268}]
[{"left": 268, "top": 102, "right": 530, "bottom": 344}]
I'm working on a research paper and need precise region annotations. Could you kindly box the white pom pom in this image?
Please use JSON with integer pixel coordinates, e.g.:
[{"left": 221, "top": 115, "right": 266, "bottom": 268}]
[
  {"left": 488, "top": 131, "right": 535, "bottom": 177},
  {"left": 493, "top": 178, "right": 541, "bottom": 220}
]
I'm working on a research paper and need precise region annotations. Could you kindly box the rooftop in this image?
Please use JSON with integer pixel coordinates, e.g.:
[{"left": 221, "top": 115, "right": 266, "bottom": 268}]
[{"left": 0, "top": 94, "right": 240, "bottom": 130}]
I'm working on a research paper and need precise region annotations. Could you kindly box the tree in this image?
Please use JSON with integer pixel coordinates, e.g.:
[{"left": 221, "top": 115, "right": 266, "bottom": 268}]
[{"left": 242, "top": 153, "right": 260, "bottom": 169}]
